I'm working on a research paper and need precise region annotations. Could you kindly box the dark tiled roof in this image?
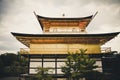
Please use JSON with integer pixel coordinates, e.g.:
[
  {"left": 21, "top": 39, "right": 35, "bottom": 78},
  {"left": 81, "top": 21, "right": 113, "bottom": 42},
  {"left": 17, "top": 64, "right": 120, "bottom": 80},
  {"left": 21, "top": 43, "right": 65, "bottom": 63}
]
[
  {"left": 11, "top": 32, "right": 120, "bottom": 37},
  {"left": 37, "top": 15, "right": 93, "bottom": 20}
]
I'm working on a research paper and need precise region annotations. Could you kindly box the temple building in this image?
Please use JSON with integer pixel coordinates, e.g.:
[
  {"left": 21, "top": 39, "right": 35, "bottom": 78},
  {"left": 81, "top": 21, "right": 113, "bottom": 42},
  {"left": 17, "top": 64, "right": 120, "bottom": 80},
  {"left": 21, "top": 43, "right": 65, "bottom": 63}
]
[{"left": 12, "top": 12, "right": 119, "bottom": 79}]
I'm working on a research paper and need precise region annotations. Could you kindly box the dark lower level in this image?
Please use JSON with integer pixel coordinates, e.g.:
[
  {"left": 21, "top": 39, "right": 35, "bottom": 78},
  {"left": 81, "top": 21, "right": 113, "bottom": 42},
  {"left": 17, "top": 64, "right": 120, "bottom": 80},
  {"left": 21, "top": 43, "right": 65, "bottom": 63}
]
[{"left": 20, "top": 51, "right": 117, "bottom": 80}]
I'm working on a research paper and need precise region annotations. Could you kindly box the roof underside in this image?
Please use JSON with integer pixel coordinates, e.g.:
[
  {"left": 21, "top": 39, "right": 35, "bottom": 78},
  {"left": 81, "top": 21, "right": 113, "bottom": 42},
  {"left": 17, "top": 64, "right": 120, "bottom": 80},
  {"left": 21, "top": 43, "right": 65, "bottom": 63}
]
[
  {"left": 36, "top": 15, "right": 93, "bottom": 30},
  {"left": 11, "top": 32, "right": 120, "bottom": 47}
]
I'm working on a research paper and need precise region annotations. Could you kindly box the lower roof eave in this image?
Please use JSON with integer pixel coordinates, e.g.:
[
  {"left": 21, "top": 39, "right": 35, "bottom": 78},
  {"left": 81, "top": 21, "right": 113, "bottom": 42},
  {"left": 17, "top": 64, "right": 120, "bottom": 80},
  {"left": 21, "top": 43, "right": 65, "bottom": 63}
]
[
  {"left": 11, "top": 32, "right": 120, "bottom": 37},
  {"left": 11, "top": 32, "right": 120, "bottom": 47}
]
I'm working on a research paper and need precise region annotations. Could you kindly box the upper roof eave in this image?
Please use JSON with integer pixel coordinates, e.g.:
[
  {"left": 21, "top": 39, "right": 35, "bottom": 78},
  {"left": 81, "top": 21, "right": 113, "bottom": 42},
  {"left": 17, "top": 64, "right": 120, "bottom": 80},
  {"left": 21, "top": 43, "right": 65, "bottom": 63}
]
[
  {"left": 36, "top": 15, "right": 93, "bottom": 20},
  {"left": 36, "top": 15, "right": 94, "bottom": 30}
]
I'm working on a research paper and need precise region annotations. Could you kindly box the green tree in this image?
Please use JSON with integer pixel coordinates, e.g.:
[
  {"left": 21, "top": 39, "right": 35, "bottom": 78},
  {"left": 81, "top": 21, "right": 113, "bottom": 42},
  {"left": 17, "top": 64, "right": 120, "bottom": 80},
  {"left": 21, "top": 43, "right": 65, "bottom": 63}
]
[
  {"left": 0, "top": 57, "right": 4, "bottom": 77},
  {"left": 0, "top": 53, "right": 28, "bottom": 77},
  {"left": 32, "top": 67, "right": 53, "bottom": 80},
  {"left": 61, "top": 49, "right": 101, "bottom": 80},
  {"left": 0, "top": 53, "right": 19, "bottom": 66}
]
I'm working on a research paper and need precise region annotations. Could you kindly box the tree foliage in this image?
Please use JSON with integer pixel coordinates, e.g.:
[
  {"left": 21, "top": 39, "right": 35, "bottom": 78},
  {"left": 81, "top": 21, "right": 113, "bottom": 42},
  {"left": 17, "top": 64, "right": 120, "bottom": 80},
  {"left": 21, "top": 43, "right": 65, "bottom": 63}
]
[
  {"left": 32, "top": 67, "right": 53, "bottom": 80},
  {"left": 0, "top": 53, "right": 28, "bottom": 77},
  {"left": 61, "top": 49, "right": 101, "bottom": 80}
]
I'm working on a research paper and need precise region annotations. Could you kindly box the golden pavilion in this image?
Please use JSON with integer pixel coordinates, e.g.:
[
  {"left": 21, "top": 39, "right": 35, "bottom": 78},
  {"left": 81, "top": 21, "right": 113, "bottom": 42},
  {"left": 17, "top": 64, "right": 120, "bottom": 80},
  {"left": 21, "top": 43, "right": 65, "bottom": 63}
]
[{"left": 12, "top": 12, "right": 119, "bottom": 79}]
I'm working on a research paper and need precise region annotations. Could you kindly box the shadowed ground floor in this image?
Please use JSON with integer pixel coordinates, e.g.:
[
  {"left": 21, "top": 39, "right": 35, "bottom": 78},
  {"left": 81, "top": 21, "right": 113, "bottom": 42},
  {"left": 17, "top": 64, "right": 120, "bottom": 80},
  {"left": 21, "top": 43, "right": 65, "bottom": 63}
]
[{"left": 0, "top": 77, "right": 19, "bottom": 80}]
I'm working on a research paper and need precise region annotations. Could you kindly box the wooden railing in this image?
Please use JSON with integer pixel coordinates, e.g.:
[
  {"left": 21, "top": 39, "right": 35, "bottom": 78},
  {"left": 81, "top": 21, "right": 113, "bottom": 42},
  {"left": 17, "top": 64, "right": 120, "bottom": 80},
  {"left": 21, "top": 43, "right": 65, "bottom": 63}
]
[
  {"left": 101, "top": 47, "right": 111, "bottom": 53},
  {"left": 20, "top": 47, "right": 111, "bottom": 54},
  {"left": 20, "top": 48, "right": 30, "bottom": 54}
]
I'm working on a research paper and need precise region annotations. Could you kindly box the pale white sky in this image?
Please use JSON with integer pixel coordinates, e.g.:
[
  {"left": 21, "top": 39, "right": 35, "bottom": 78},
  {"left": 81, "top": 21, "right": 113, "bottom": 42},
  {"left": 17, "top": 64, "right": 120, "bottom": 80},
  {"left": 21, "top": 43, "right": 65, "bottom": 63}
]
[{"left": 0, "top": 0, "right": 120, "bottom": 54}]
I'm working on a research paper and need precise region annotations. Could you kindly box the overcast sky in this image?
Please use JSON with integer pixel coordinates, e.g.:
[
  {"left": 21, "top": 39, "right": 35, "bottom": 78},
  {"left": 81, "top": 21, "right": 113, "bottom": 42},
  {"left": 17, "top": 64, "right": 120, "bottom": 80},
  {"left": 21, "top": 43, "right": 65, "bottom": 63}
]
[{"left": 0, "top": 0, "right": 120, "bottom": 54}]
